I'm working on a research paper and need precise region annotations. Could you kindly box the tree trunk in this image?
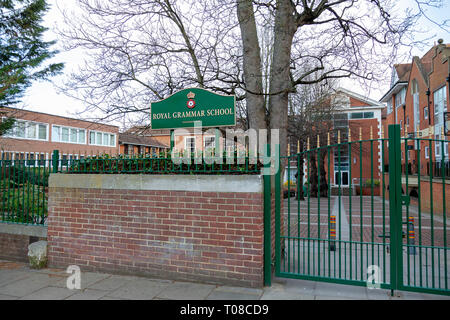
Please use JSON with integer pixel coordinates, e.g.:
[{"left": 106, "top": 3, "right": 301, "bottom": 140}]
[
  {"left": 296, "top": 143, "right": 305, "bottom": 200},
  {"left": 319, "top": 148, "right": 328, "bottom": 197},
  {"left": 236, "top": 0, "right": 266, "bottom": 131},
  {"left": 309, "top": 153, "right": 318, "bottom": 198},
  {"left": 268, "top": 0, "right": 296, "bottom": 155}
]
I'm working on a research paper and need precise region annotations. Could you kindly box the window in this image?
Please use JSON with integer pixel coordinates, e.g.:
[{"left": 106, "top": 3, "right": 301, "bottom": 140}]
[
  {"left": 89, "top": 130, "right": 116, "bottom": 147},
  {"left": 425, "top": 146, "right": 429, "bottom": 159},
  {"left": 387, "top": 100, "right": 393, "bottom": 114},
  {"left": 38, "top": 154, "right": 46, "bottom": 166},
  {"left": 185, "top": 137, "right": 196, "bottom": 155},
  {"left": 350, "top": 112, "right": 364, "bottom": 119},
  {"left": 26, "top": 153, "right": 35, "bottom": 166},
  {"left": 204, "top": 136, "right": 215, "bottom": 154},
  {"left": 52, "top": 125, "right": 86, "bottom": 144},
  {"left": 434, "top": 86, "right": 447, "bottom": 126},
  {"left": 395, "top": 88, "right": 406, "bottom": 107},
  {"left": 5, "top": 120, "right": 48, "bottom": 141},
  {"left": 424, "top": 107, "right": 429, "bottom": 120},
  {"left": 411, "top": 79, "right": 419, "bottom": 95},
  {"left": 61, "top": 154, "right": 68, "bottom": 167},
  {"left": 400, "top": 120, "right": 403, "bottom": 130},
  {"left": 435, "top": 134, "right": 441, "bottom": 157},
  {"left": 26, "top": 123, "right": 36, "bottom": 139}
]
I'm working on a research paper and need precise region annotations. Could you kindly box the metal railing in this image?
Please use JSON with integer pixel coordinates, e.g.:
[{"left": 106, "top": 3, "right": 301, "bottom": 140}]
[{"left": 0, "top": 149, "right": 263, "bottom": 226}]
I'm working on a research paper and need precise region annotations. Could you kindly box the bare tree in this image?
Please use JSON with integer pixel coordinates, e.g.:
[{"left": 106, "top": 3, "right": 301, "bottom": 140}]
[{"left": 55, "top": 0, "right": 447, "bottom": 147}]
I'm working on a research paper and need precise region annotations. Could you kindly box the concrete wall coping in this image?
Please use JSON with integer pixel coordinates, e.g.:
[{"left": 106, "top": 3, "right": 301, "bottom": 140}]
[
  {"left": 49, "top": 173, "right": 264, "bottom": 193},
  {"left": 0, "top": 223, "right": 47, "bottom": 237}
]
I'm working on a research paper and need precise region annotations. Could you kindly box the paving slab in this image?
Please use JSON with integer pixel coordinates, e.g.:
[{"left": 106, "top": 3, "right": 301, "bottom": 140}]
[
  {"left": 366, "top": 289, "right": 391, "bottom": 300},
  {"left": 260, "top": 288, "right": 315, "bottom": 300},
  {"left": 156, "top": 281, "right": 216, "bottom": 300},
  {"left": 65, "top": 288, "right": 110, "bottom": 300},
  {"left": 86, "top": 275, "right": 134, "bottom": 291},
  {"left": 1, "top": 259, "right": 449, "bottom": 300},
  {"left": 0, "top": 270, "right": 30, "bottom": 287},
  {"left": 272, "top": 278, "right": 316, "bottom": 295},
  {"left": 0, "top": 293, "right": 18, "bottom": 300},
  {"left": 315, "top": 295, "right": 358, "bottom": 300},
  {"left": 213, "top": 285, "right": 263, "bottom": 296},
  {"left": 53, "top": 271, "right": 111, "bottom": 290},
  {"left": 314, "top": 282, "right": 369, "bottom": 299},
  {"left": 206, "top": 290, "right": 262, "bottom": 300},
  {"left": 107, "top": 278, "right": 171, "bottom": 300},
  {"left": 0, "top": 273, "right": 62, "bottom": 297},
  {"left": 99, "top": 296, "right": 129, "bottom": 300},
  {"left": 20, "top": 286, "right": 75, "bottom": 300}
]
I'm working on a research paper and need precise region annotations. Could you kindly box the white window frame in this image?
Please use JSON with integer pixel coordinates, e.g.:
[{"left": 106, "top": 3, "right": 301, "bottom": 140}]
[
  {"left": 435, "top": 134, "right": 441, "bottom": 158},
  {"left": 89, "top": 130, "right": 116, "bottom": 147},
  {"left": 185, "top": 136, "right": 196, "bottom": 155},
  {"left": 425, "top": 146, "right": 429, "bottom": 159},
  {"left": 387, "top": 100, "right": 393, "bottom": 114},
  {"left": 424, "top": 106, "right": 428, "bottom": 120},
  {"left": 203, "top": 136, "right": 215, "bottom": 153},
  {"left": 434, "top": 86, "right": 447, "bottom": 126},
  {"left": 3, "top": 118, "right": 49, "bottom": 141},
  {"left": 52, "top": 125, "right": 87, "bottom": 145}
]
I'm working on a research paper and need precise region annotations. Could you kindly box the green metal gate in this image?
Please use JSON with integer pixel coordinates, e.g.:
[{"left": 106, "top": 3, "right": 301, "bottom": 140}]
[{"left": 274, "top": 124, "right": 449, "bottom": 296}]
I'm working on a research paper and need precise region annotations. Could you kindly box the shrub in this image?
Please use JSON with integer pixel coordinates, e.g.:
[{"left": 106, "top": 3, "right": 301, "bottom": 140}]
[{"left": 365, "top": 179, "right": 380, "bottom": 187}]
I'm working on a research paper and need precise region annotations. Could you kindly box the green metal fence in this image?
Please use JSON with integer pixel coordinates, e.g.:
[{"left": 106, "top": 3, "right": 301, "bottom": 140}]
[
  {"left": 275, "top": 124, "right": 449, "bottom": 296},
  {"left": 0, "top": 149, "right": 262, "bottom": 226}
]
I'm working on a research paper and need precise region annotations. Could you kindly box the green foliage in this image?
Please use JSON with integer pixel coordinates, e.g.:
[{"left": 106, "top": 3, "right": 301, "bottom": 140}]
[
  {"left": 66, "top": 152, "right": 263, "bottom": 175},
  {"left": 0, "top": 114, "right": 14, "bottom": 136},
  {"left": 0, "top": 181, "right": 47, "bottom": 224},
  {"left": 365, "top": 179, "right": 380, "bottom": 187},
  {"left": 6, "top": 165, "right": 48, "bottom": 186},
  {"left": 0, "top": 0, "right": 64, "bottom": 107}
]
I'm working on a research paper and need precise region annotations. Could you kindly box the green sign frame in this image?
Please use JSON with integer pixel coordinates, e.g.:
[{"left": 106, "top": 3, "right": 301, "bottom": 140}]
[{"left": 150, "top": 88, "right": 236, "bottom": 129}]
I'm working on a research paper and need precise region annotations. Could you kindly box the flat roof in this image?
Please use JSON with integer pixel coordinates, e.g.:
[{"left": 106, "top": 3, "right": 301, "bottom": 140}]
[{"left": 3, "top": 106, "right": 119, "bottom": 129}]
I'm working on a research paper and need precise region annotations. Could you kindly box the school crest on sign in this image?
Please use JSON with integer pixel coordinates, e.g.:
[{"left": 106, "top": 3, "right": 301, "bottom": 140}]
[{"left": 186, "top": 91, "right": 196, "bottom": 109}]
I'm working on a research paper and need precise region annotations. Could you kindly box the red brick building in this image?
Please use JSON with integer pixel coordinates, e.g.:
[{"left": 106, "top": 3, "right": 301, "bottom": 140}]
[
  {"left": 118, "top": 133, "right": 169, "bottom": 155},
  {"left": 380, "top": 39, "right": 450, "bottom": 212},
  {"left": 0, "top": 107, "right": 119, "bottom": 164},
  {"left": 286, "top": 87, "right": 384, "bottom": 192},
  {"left": 380, "top": 40, "right": 450, "bottom": 175}
]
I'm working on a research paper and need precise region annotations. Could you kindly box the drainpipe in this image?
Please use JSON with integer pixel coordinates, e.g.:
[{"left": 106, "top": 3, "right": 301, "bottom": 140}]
[{"left": 426, "top": 88, "right": 431, "bottom": 126}]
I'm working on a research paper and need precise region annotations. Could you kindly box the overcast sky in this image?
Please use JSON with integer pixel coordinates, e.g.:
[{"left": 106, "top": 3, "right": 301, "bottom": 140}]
[{"left": 19, "top": 0, "right": 450, "bottom": 129}]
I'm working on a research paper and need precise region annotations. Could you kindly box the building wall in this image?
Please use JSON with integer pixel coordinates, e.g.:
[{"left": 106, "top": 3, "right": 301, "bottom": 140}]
[
  {"left": 0, "top": 107, "right": 119, "bottom": 159},
  {"left": 0, "top": 233, "right": 29, "bottom": 262},
  {"left": 47, "top": 174, "right": 265, "bottom": 288},
  {"left": 348, "top": 118, "right": 381, "bottom": 182}
]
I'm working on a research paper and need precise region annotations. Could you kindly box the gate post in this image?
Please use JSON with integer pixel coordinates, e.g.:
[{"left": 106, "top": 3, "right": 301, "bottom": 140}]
[
  {"left": 388, "top": 124, "right": 403, "bottom": 294},
  {"left": 274, "top": 144, "right": 281, "bottom": 277},
  {"left": 51, "top": 150, "right": 59, "bottom": 173}
]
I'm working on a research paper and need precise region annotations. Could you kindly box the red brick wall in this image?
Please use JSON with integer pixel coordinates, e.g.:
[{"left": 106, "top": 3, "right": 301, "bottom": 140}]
[
  {"left": 413, "top": 180, "right": 450, "bottom": 215},
  {"left": 0, "top": 233, "right": 29, "bottom": 262},
  {"left": 47, "top": 187, "right": 265, "bottom": 288}
]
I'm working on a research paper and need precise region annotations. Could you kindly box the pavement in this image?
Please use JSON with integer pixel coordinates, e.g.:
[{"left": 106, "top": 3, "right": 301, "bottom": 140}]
[{"left": 0, "top": 260, "right": 449, "bottom": 300}]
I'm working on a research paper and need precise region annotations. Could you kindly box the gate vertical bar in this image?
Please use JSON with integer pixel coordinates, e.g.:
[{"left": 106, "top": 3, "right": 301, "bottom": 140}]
[
  {"left": 388, "top": 124, "right": 402, "bottom": 293},
  {"left": 264, "top": 144, "right": 272, "bottom": 286}
]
